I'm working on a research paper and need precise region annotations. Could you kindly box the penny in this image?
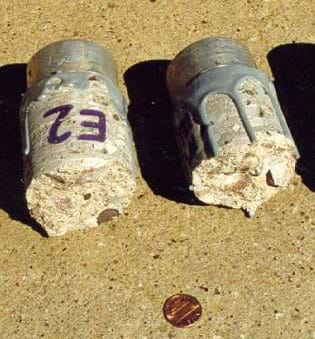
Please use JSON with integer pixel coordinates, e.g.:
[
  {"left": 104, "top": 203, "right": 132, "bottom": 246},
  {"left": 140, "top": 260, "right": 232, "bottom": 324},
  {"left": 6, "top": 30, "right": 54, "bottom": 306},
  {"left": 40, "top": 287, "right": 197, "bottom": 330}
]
[{"left": 163, "top": 294, "right": 202, "bottom": 328}]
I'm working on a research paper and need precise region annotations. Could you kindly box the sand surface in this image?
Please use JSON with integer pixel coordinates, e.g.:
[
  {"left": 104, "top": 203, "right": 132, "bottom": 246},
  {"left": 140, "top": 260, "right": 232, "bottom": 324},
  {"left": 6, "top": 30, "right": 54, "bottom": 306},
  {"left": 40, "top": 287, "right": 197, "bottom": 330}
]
[{"left": 0, "top": 0, "right": 314, "bottom": 338}]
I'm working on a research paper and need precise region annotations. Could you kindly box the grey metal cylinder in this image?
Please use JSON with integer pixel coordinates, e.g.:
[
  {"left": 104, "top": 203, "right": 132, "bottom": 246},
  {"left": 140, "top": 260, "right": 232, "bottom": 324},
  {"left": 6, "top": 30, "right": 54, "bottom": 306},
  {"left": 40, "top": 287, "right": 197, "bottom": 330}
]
[
  {"left": 20, "top": 40, "right": 137, "bottom": 236},
  {"left": 167, "top": 37, "right": 299, "bottom": 216},
  {"left": 167, "top": 37, "right": 255, "bottom": 100},
  {"left": 27, "top": 39, "right": 118, "bottom": 87}
]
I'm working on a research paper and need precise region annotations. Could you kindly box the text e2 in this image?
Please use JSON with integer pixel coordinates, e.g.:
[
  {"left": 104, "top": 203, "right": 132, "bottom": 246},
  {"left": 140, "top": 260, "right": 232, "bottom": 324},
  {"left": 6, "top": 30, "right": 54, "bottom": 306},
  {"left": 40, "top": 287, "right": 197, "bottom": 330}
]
[{"left": 43, "top": 104, "right": 106, "bottom": 144}]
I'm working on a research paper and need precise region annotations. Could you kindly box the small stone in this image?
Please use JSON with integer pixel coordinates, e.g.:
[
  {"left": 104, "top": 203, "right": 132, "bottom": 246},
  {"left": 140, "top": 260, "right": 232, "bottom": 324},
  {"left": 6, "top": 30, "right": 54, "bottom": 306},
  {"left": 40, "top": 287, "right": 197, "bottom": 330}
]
[{"left": 97, "top": 209, "right": 119, "bottom": 224}]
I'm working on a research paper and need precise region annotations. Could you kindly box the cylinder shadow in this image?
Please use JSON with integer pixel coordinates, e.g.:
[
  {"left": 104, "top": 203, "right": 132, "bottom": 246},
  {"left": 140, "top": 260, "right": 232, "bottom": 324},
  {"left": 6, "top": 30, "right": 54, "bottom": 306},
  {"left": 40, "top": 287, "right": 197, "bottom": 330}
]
[
  {"left": 268, "top": 43, "right": 315, "bottom": 191},
  {"left": 0, "top": 64, "right": 47, "bottom": 236},
  {"left": 124, "top": 60, "right": 197, "bottom": 203}
]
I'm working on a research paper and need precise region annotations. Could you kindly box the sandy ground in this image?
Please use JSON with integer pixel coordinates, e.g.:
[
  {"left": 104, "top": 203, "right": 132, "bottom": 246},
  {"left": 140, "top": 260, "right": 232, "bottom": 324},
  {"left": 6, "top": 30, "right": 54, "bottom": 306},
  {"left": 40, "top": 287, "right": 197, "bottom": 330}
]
[{"left": 0, "top": 0, "right": 314, "bottom": 338}]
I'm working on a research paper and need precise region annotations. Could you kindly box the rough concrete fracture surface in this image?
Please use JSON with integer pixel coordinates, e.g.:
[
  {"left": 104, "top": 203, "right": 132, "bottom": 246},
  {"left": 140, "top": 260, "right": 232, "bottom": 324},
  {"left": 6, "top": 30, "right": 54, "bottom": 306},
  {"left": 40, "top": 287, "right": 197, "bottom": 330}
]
[
  {"left": 0, "top": 0, "right": 314, "bottom": 338},
  {"left": 191, "top": 78, "right": 298, "bottom": 216}
]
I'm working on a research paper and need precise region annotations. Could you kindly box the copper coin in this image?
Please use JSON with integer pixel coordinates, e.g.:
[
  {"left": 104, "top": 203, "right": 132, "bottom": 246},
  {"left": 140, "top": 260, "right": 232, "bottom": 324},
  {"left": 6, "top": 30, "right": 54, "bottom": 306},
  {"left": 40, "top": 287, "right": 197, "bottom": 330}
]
[{"left": 163, "top": 293, "right": 202, "bottom": 328}]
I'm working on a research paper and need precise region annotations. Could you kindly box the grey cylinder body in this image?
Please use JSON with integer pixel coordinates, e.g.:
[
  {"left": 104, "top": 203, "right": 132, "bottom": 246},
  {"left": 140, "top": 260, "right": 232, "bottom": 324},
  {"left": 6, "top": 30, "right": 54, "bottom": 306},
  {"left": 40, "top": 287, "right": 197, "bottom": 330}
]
[
  {"left": 167, "top": 38, "right": 298, "bottom": 216},
  {"left": 20, "top": 40, "right": 136, "bottom": 236}
]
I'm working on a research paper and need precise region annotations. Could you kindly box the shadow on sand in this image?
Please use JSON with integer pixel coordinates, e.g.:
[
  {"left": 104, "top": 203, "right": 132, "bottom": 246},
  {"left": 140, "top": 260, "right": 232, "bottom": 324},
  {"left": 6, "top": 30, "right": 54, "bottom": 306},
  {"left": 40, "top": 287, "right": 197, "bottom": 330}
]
[
  {"left": 0, "top": 64, "right": 47, "bottom": 236},
  {"left": 124, "top": 60, "right": 197, "bottom": 204},
  {"left": 268, "top": 43, "right": 315, "bottom": 191}
]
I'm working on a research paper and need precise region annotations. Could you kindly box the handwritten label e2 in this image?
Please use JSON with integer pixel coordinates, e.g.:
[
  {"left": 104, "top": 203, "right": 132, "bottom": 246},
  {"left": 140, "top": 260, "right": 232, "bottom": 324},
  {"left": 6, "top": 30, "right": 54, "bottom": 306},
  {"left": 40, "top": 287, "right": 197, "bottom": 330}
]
[{"left": 44, "top": 105, "right": 106, "bottom": 144}]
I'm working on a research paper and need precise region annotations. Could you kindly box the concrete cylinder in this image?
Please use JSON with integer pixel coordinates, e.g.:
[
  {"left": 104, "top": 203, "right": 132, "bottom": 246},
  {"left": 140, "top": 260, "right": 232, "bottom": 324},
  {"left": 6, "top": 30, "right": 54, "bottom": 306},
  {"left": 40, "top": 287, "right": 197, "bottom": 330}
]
[
  {"left": 167, "top": 37, "right": 299, "bottom": 216},
  {"left": 20, "top": 40, "right": 137, "bottom": 236}
]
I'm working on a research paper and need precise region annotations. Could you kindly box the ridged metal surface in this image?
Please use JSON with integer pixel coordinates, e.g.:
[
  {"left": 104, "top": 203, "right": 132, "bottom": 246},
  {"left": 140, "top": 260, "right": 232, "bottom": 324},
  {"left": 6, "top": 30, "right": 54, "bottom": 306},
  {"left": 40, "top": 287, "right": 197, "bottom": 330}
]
[
  {"left": 27, "top": 40, "right": 117, "bottom": 87},
  {"left": 167, "top": 37, "right": 255, "bottom": 100}
]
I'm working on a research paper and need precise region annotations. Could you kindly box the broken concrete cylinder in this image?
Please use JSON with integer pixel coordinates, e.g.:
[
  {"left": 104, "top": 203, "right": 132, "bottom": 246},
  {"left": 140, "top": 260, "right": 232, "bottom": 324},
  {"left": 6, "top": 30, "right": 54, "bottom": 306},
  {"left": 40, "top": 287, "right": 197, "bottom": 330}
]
[
  {"left": 20, "top": 40, "right": 137, "bottom": 236},
  {"left": 167, "top": 37, "right": 299, "bottom": 216}
]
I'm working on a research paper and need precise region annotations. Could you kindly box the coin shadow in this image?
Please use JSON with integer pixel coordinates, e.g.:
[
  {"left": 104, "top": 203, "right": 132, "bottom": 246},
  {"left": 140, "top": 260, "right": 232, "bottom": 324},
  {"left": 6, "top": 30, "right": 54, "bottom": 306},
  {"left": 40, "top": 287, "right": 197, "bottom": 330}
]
[
  {"left": 0, "top": 64, "right": 47, "bottom": 236},
  {"left": 268, "top": 43, "right": 315, "bottom": 191},
  {"left": 124, "top": 60, "right": 197, "bottom": 203}
]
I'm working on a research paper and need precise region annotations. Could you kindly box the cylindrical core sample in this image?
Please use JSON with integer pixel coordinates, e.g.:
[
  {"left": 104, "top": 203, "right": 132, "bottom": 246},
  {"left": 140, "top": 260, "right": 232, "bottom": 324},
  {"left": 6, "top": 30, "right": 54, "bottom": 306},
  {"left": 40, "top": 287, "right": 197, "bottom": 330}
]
[
  {"left": 167, "top": 37, "right": 299, "bottom": 216},
  {"left": 20, "top": 40, "right": 137, "bottom": 236}
]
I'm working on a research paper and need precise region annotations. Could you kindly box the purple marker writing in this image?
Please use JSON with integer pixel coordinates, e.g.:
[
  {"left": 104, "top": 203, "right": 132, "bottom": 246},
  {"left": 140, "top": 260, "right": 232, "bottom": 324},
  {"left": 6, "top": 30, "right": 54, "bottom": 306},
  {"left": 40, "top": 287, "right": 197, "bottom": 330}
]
[
  {"left": 44, "top": 104, "right": 73, "bottom": 144},
  {"left": 43, "top": 106, "right": 107, "bottom": 144},
  {"left": 78, "top": 109, "right": 106, "bottom": 142}
]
